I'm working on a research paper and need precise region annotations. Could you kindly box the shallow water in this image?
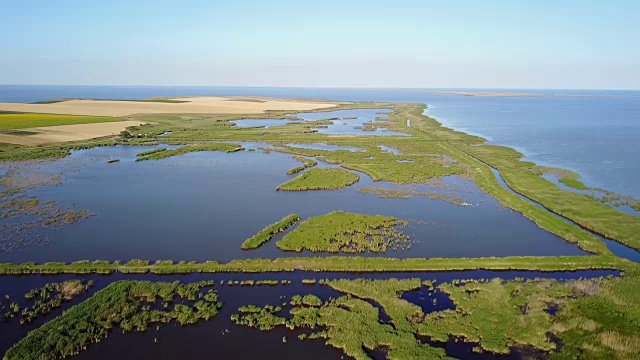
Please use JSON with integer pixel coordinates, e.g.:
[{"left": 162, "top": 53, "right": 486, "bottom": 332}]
[
  {"left": 484, "top": 163, "right": 640, "bottom": 262},
  {"left": 231, "top": 109, "right": 410, "bottom": 137},
  {"left": 288, "top": 109, "right": 411, "bottom": 136},
  {"left": 378, "top": 145, "right": 400, "bottom": 155},
  {"left": 0, "top": 144, "right": 586, "bottom": 263},
  {"left": 541, "top": 173, "right": 640, "bottom": 217},
  {"left": 285, "top": 143, "right": 365, "bottom": 152},
  {"left": 231, "top": 118, "right": 300, "bottom": 128}
]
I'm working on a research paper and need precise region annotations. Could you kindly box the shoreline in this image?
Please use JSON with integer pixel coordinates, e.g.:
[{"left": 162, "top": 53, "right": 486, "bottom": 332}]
[{"left": 423, "top": 102, "right": 640, "bottom": 202}]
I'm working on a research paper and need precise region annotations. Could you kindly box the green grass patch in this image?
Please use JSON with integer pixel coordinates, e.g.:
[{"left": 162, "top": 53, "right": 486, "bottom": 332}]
[
  {"left": 4, "top": 279, "right": 93, "bottom": 325},
  {"left": 276, "top": 211, "right": 410, "bottom": 253},
  {"left": 232, "top": 299, "right": 449, "bottom": 359},
  {"left": 0, "top": 113, "right": 120, "bottom": 130},
  {"left": 559, "top": 178, "right": 589, "bottom": 190},
  {"left": 359, "top": 186, "right": 465, "bottom": 205},
  {"left": 0, "top": 255, "right": 626, "bottom": 275},
  {"left": 326, "top": 278, "right": 423, "bottom": 332},
  {"left": 418, "top": 278, "right": 574, "bottom": 354},
  {"left": 287, "top": 155, "right": 318, "bottom": 175},
  {"left": 286, "top": 165, "right": 306, "bottom": 175},
  {"left": 241, "top": 214, "right": 301, "bottom": 250},
  {"left": 136, "top": 147, "right": 168, "bottom": 157},
  {"left": 3, "top": 280, "right": 220, "bottom": 360},
  {"left": 136, "top": 143, "right": 243, "bottom": 161},
  {"left": 550, "top": 266, "right": 640, "bottom": 359},
  {"left": 232, "top": 275, "right": 632, "bottom": 359},
  {"left": 231, "top": 278, "right": 451, "bottom": 359},
  {"left": 277, "top": 168, "right": 359, "bottom": 191}
]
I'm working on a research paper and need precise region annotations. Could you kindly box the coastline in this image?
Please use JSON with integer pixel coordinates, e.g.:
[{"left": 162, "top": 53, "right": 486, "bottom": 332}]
[
  {"left": 424, "top": 106, "right": 590, "bottom": 187},
  {"left": 423, "top": 99, "right": 640, "bottom": 201}
]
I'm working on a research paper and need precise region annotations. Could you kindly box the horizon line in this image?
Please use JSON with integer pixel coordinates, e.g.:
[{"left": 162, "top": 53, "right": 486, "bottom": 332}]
[{"left": 1, "top": 84, "right": 639, "bottom": 92}]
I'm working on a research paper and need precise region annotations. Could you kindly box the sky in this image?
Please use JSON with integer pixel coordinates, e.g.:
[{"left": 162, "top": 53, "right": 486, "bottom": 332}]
[{"left": 1, "top": 0, "right": 638, "bottom": 89}]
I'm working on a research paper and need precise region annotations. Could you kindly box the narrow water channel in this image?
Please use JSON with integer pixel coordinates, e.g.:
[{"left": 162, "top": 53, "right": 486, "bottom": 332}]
[{"left": 475, "top": 156, "right": 640, "bottom": 262}]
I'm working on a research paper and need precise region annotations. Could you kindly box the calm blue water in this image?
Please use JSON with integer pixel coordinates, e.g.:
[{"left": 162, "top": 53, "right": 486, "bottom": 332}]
[
  {"left": 0, "top": 143, "right": 585, "bottom": 263},
  {"left": 424, "top": 95, "right": 640, "bottom": 199},
  {"left": 289, "top": 108, "right": 410, "bottom": 136},
  {"left": 231, "top": 118, "right": 300, "bottom": 128},
  {"left": 232, "top": 109, "right": 409, "bottom": 136},
  {"left": 1, "top": 85, "right": 639, "bottom": 198}
]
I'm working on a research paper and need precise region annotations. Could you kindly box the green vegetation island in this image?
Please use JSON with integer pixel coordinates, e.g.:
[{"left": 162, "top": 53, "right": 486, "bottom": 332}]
[
  {"left": 276, "top": 211, "right": 410, "bottom": 253},
  {"left": 241, "top": 213, "right": 301, "bottom": 249},
  {"left": 276, "top": 168, "right": 360, "bottom": 191},
  {"left": 0, "top": 96, "right": 639, "bottom": 359}
]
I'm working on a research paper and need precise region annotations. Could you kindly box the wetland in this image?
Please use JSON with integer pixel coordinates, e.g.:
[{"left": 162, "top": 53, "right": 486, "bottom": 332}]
[
  {"left": 0, "top": 142, "right": 587, "bottom": 263},
  {"left": 0, "top": 93, "right": 639, "bottom": 359}
]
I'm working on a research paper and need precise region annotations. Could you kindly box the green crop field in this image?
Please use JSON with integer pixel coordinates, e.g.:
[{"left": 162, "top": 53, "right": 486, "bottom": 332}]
[{"left": 0, "top": 113, "right": 120, "bottom": 130}]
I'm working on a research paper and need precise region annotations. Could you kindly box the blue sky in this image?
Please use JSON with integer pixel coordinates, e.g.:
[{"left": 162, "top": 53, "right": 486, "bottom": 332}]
[{"left": 1, "top": 0, "right": 638, "bottom": 89}]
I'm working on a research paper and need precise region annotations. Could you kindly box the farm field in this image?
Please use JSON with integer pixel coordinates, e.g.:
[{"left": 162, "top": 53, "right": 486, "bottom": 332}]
[{"left": 0, "top": 113, "right": 120, "bottom": 130}]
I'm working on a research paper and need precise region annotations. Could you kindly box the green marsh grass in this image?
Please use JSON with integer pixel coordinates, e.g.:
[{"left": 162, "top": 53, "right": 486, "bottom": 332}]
[
  {"left": 233, "top": 275, "right": 638, "bottom": 359},
  {"left": 276, "top": 211, "right": 411, "bottom": 253},
  {"left": 241, "top": 214, "right": 301, "bottom": 250},
  {"left": 0, "top": 255, "right": 626, "bottom": 275},
  {"left": 231, "top": 278, "right": 452, "bottom": 359},
  {"left": 15, "top": 280, "right": 93, "bottom": 324},
  {"left": 358, "top": 186, "right": 464, "bottom": 205},
  {"left": 276, "top": 168, "right": 359, "bottom": 191},
  {"left": 3, "top": 280, "right": 220, "bottom": 360},
  {"left": 136, "top": 147, "right": 167, "bottom": 157},
  {"left": 286, "top": 155, "right": 318, "bottom": 175},
  {"left": 136, "top": 143, "right": 243, "bottom": 161}
]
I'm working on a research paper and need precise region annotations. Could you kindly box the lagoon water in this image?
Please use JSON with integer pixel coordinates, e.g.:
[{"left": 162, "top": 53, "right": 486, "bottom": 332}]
[
  {"left": 290, "top": 108, "right": 410, "bottom": 136},
  {"left": 232, "top": 108, "right": 410, "bottom": 136},
  {"left": 0, "top": 143, "right": 585, "bottom": 263},
  {"left": 230, "top": 118, "right": 300, "bottom": 128},
  {"left": 1, "top": 85, "right": 638, "bottom": 199}
]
